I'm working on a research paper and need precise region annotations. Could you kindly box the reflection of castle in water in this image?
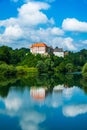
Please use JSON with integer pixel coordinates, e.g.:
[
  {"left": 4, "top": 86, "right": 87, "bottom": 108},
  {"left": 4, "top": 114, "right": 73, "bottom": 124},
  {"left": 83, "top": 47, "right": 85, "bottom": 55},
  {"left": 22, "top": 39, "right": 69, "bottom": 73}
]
[
  {"left": 30, "top": 85, "right": 65, "bottom": 102},
  {"left": 30, "top": 88, "right": 46, "bottom": 101},
  {"left": 53, "top": 85, "right": 64, "bottom": 92},
  {"left": 30, "top": 85, "right": 64, "bottom": 102},
  {"left": 52, "top": 85, "right": 64, "bottom": 108}
]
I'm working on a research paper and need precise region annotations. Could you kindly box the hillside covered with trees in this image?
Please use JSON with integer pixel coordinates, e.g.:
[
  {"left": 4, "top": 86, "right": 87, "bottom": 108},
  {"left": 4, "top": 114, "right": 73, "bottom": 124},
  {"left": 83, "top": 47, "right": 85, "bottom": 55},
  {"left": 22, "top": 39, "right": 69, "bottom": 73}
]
[{"left": 0, "top": 45, "right": 87, "bottom": 77}]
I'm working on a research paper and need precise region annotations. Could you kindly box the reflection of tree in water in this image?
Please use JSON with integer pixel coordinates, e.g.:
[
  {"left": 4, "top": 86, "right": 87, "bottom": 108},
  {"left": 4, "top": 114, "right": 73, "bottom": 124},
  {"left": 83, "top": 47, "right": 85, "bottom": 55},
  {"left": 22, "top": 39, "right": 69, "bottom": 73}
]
[
  {"left": 65, "top": 74, "right": 82, "bottom": 87},
  {"left": 0, "top": 76, "right": 18, "bottom": 97},
  {"left": 0, "top": 73, "right": 84, "bottom": 98},
  {"left": 18, "top": 73, "right": 82, "bottom": 91},
  {"left": 80, "top": 78, "right": 87, "bottom": 94},
  {"left": 0, "top": 87, "right": 9, "bottom": 98}
]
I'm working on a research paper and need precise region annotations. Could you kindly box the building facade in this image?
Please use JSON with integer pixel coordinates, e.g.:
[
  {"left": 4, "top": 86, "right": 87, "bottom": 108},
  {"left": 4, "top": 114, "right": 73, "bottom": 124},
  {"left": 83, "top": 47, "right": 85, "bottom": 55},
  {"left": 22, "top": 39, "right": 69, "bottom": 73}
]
[
  {"left": 30, "top": 43, "right": 48, "bottom": 55},
  {"left": 30, "top": 43, "right": 65, "bottom": 57},
  {"left": 53, "top": 47, "right": 64, "bottom": 57}
]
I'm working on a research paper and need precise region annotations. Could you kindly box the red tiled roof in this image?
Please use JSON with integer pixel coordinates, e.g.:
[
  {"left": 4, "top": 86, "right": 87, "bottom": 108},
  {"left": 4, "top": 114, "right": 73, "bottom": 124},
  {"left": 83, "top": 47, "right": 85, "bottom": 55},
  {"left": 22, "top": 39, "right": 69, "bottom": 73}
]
[{"left": 30, "top": 43, "right": 47, "bottom": 48}]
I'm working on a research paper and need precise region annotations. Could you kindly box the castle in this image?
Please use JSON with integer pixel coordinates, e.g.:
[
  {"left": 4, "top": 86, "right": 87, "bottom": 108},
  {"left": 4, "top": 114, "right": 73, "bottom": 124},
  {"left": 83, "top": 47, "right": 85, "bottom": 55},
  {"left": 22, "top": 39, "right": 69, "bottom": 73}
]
[{"left": 30, "top": 42, "right": 65, "bottom": 57}]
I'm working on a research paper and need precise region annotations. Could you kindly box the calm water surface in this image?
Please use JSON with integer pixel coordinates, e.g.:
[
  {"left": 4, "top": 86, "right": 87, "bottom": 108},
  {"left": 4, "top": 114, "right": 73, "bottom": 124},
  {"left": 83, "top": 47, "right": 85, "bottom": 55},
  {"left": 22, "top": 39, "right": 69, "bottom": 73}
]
[{"left": 0, "top": 74, "right": 87, "bottom": 130}]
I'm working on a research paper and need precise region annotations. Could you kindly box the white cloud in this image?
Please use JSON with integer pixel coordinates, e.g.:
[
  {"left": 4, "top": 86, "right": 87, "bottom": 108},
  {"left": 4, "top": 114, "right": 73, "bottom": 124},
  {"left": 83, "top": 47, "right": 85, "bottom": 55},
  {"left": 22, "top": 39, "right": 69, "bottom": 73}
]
[
  {"left": 5, "top": 97, "right": 22, "bottom": 111},
  {"left": 62, "top": 18, "right": 87, "bottom": 32},
  {"left": 50, "top": 27, "right": 64, "bottom": 35},
  {"left": 0, "top": 2, "right": 52, "bottom": 27},
  {"left": 4, "top": 25, "right": 23, "bottom": 39},
  {"left": 0, "top": 1, "right": 77, "bottom": 51},
  {"left": 20, "top": 111, "right": 45, "bottom": 130},
  {"left": 0, "top": 2, "right": 54, "bottom": 47},
  {"left": 0, "top": 18, "right": 17, "bottom": 27},
  {"left": 82, "top": 40, "right": 87, "bottom": 44},
  {"left": 63, "top": 87, "right": 75, "bottom": 99},
  {"left": 34, "top": 27, "right": 64, "bottom": 39},
  {"left": 63, "top": 104, "right": 87, "bottom": 117},
  {"left": 18, "top": 2, "right": 52, "bottom": 26},
  {"left": 4, "top": 89, "right": 22, "bottom": 111},
  {"left": 62, "top": 87, "right": 87, "bottom": 117},
  {"left": 0, "top": 24, "right": 23, "bottom": 46},
  {"left": 51, "top": 37, "right": 76, "bottom": 50},
  {"left": 0, "top": 1, "right": 66, "bottom": 49}
]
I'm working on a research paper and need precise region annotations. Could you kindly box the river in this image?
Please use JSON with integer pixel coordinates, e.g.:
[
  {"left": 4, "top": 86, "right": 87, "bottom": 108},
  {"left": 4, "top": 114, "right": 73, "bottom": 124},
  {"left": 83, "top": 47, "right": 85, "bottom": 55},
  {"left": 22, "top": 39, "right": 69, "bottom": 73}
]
[{"left": 0, "top": 74, "right": 87, "bottom": 130}]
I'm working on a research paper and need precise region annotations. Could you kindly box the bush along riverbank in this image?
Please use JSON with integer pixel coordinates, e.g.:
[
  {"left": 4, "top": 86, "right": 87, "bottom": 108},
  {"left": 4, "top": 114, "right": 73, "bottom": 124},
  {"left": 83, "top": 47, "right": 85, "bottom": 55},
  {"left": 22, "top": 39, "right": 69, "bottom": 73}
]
[
  {"left": 0, "top": 63, "right": 38, "bottom": 77},
  {"left": 82, "top": 63, "right": 87, "bottom": 80}
]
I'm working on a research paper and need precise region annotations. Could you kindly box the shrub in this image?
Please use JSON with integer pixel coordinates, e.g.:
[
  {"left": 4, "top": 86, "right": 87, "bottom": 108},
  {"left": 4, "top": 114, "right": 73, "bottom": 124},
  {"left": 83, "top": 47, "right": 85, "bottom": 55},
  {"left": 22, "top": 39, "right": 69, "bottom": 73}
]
[
  {"left": 0, "top": 63, "right": 17, "bottom": 76},
  {"left": 16, "top": 66, "right": 38, "bottom": 75},
  {"left": 82, "top": 63, "right": 87, "bottom": 74}
]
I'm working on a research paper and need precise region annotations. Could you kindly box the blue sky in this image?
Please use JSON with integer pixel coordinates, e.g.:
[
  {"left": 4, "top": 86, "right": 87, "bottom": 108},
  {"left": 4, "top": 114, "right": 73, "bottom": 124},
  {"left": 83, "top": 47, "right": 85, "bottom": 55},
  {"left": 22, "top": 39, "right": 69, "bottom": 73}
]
[{"left": 0, "top": 0, "right": 87, "bottom": 51}]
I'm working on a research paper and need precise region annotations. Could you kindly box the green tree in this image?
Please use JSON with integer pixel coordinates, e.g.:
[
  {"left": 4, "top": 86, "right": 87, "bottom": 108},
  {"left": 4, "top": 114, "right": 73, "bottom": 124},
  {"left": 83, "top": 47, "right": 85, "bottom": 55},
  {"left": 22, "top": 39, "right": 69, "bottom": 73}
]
[
  {"left": 45, "top": 58, "right": 54, "bottom": 73},
  {"left": 82, "top": 63, "right": 87, "bottom": 74},
  {"left": 0, "top": 46, "right": 12, "bottom": 64},
  {"left": 36, "top": 60, "right": 46, "bottom": 73},
  {"left": 65, "top": 63, "right": 74, "bottom": 72},
  {"left": 82, "top": 63, "right": 87, "bottom": 80},
  {"left": 0, "top": 63, "right": 16, "bottom": 76}
]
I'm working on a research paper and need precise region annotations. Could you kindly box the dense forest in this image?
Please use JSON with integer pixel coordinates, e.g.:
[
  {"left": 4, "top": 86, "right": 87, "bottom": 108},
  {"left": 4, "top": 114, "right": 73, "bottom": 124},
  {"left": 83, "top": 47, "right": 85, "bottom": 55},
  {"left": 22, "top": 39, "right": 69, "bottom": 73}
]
[{"left": 0, "top": 45, "right": 87, "bottom": 77}]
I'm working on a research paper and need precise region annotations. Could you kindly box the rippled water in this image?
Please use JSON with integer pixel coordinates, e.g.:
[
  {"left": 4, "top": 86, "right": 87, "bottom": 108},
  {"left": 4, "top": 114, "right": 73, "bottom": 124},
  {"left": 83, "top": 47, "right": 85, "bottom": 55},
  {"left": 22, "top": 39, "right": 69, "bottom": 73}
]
[{"left": 0, "top": 75, "right": 87, "bottom": 130}]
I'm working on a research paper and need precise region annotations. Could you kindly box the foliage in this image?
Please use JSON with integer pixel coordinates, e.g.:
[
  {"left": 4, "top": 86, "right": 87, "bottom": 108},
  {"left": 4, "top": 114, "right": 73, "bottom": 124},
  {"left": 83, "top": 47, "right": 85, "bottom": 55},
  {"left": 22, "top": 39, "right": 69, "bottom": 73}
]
[
  {"left": 16, "top": 66, "right": 38, "bottom": 75},
  {"left": 0, "top": 45, "right": 87, "bottom": 75},
  {"left": 0, "top": 63, "right": 17, "bottom": 76},
  {"left": 82, "top": 63, "right": 87, "bottom": 74},
  {"left": 65, "top": 63, "right": 74, "bottom": 72},
  {"left": 82, "top": 63, "right": 87, "bottom": 80},
  {"left": 36, "top": 61, "right": 46, "bottom": 73},
  {"left": 0, "top": 46, "right": 12, "bottom": 64}
]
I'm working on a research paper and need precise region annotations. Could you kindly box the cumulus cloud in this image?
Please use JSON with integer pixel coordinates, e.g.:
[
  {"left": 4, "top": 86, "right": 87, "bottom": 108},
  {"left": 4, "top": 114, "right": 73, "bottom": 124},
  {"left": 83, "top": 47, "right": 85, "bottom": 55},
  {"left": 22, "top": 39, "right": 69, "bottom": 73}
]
[
  {"left": 18, "top": 2, "right": 52, "bottom": 26},
  {"left": 4, "top": 89, "right": 22, "bottom": 111},
  {"left": 62, "top": 18, "right": 87, "bottom": 32},
  {"left": 0, "top": 2, "right": 52, "bottom": 27},
  {"left": 51, "top": 37, "right": 76, "bottom": 50},
  {"left": 63, "top": 87, "right": 76, "bottom": 99},
  {"left": 30, "top": 27, "right": 64, "bottom": 41},
  {"left": 63, "top": 104, "right": 87, "bottom": 117},
  {"left": 24, "top": 28, "right": 76, "bottom": 51},
  {"left": 0, "top": 2, "right": 53, "bottom": 47},
  {"left": 20, "top": 111, "right": 45, "bottom": 130},
  {"left": 0, "top": 1, "right": 77, "bottom": 51},
  {"left": 4, "top": 25, "right": 23, "bottom": 39},
  {"left": 5, "top": 97, "right": 22, "bottom": 111},
  {"left": 0, "top": 1, "right": 67, "bottom": 49},
  {"left": 62, "top": 87, "right": 87, "bottom": 117},
  {"left": 82, "top": 40, "right": 87, "bottom": 44}
]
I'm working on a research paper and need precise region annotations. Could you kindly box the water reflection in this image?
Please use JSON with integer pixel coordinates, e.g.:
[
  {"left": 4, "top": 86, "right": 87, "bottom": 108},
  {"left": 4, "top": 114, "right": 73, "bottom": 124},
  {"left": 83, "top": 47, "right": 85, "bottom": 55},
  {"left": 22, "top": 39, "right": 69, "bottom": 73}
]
[
  {"left": 0, "top": 74, "right": 87, "bottom": 130},
  {"left": 30, "top": 88, "right": 46, "bottom": 101},
  {"left": 52, "top": 85, "right": 64, "bottom": 108},
  {"left": 63, "top": 87, "right": 87, "bottom": 117}
]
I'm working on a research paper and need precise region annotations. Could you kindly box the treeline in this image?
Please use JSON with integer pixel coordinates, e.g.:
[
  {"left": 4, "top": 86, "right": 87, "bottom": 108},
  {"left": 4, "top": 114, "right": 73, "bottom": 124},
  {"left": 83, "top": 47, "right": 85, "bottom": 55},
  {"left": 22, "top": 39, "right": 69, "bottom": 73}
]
[{"left": 0, "top": 45, "right": 87, "bottom": 76}]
